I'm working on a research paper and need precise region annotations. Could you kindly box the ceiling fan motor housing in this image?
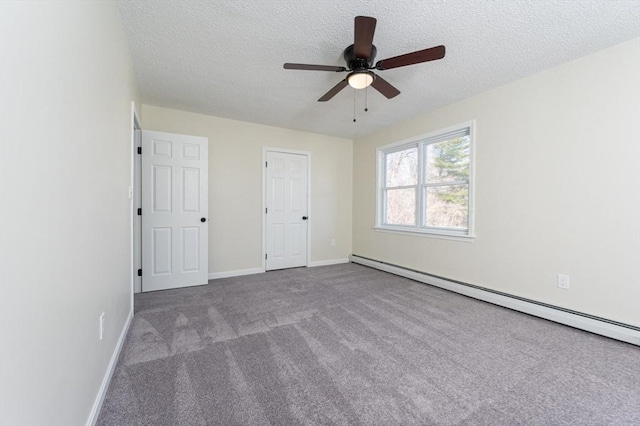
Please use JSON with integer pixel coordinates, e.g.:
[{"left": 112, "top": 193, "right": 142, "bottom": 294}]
[{"left": 344, "top": 44, "right": 377, "bottom": 70}]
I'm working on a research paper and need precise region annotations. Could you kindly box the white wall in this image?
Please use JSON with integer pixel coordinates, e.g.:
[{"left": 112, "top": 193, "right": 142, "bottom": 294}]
[
  {"left": 0, "top": 2, "right": 138, "bottom": 425},
  {"left": 353, "top": 38, "right": 640, "bottom": 327},
  {"left": 141, "top": 105, "right": 353, "bottom": 274}
]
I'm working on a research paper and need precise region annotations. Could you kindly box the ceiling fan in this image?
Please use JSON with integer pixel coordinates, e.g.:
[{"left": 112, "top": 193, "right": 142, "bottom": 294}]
[{"left": 284, "top": 16, "right": 445, "bottom": 102}]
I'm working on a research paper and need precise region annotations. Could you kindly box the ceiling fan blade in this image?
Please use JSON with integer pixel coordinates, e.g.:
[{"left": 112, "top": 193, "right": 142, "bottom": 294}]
[
  {"left": 370, "top": 74, "right": 401, "bottom": 99},
  {"left": 354, "top": 16, "right": 377, "bottom": 59},
  {"left": 375, "top": 45, "right": 445, "bottom": 70},
  {"left": 284, "top": 63, "right": 346, "bottom": 72},
  {"left": 318, "top": 79, "right": 349, "bottom": 102}
]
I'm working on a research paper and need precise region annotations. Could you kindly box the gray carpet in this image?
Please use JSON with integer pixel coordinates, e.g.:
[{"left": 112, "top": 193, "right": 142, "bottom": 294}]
[{"left": 97, "top": 263, "right": 640, "bottom": 425}]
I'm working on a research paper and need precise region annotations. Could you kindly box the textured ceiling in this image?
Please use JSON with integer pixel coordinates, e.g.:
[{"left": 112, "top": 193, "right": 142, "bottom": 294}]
[{"left": 118, "top": 0, "right": 640, "bottom": 139}]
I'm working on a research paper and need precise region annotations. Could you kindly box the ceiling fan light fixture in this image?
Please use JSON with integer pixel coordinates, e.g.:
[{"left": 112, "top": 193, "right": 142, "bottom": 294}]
[{"left": 347, "top": 71, "right": 374, "bottom": 89}]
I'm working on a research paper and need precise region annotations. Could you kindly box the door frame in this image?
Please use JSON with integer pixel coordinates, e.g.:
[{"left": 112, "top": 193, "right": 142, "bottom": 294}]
[
  {"left": 130, "top": 102, "right": 142, "bottom": 301},
  {"left": 133, "top": 128, "right": 142, "bottom": 293},
  {"left": 262, "top": 147, "right": 311, "bottom": 271}
]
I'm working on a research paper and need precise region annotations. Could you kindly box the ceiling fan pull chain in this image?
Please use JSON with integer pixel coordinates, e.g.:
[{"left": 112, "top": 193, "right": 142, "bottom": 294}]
[
  {"left": 365, "top": 86, "right": 369, "bottom": 112},
  {"left": 353, "top": 89, "right": 357, "bottom": 122}
]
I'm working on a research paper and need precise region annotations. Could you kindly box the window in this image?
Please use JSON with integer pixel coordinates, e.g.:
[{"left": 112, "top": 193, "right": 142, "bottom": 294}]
[{"left": 376, "top": 122, "right": 474, "bottom": 238}]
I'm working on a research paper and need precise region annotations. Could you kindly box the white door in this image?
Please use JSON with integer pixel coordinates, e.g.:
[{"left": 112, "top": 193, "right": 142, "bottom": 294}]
[
  {"left": 141, "top": 130, "right": 208, "bottom": 292},
  {"left": 265, "top": 151, "right": 308, "bottom": 270}
]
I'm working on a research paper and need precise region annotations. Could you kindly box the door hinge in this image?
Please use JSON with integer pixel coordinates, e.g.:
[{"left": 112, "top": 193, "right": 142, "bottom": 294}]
[
  {"left": 265, "top": 253, "right": 268, "bottom": 260},
  {"left": 137, "top": 208, "right": 141, "bottom": 215},
  {"left": 265, "top": 207, "right": 267, "bottom": 214},
  {"left": 137, "top": 268, "right": 142, "bottom": 277},
  {"left": 265, "top": 161, "right": 267, "bottom": 167},
  {"left": 137, "top": 147, "right": 142, "bottom": 154}
]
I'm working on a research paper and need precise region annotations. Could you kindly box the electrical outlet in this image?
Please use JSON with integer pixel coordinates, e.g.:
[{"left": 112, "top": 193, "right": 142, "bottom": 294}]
[
  {"left": 557, "top": 274, "right": 570, "bottom": 289},
  {"left": 331, "top": 239, "right": 336, "bottom": 246},
  {"left": 99, "top": 312, "right": 105, "bottom": 340}
]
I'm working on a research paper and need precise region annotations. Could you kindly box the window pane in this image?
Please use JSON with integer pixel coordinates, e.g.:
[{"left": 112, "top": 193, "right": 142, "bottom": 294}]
[
  {"left": 386, "top": 147, "right": 417, "bottom": 187},
  {"left": 425, "top": 185, "right": 468, "bottom": 229},
  {"left": 385, "top": 188, "right": 416, "bottom": 225},
  {"left": 425, "top": 136, "right": 470, "bottom": 184}
]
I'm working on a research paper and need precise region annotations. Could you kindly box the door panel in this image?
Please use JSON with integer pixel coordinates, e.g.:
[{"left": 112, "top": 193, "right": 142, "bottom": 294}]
[
  {"left": 183, "top": 143, "right": 200, "bottom": 159},
  {"left": 181, "top": 226, "right": 200, "bottom": 272},
  {"left": 266, "top": 151, "right": 308, "bottom": 270},
  {"left": 142, "top": 130, "right": 208, "bottom": 292},
  {"left": 182, "top": 168, "right": 200, "bottom": 211},
  {"left": 153, "top": 166, "right": 172, "bottom": 212},
  {"left": 152, "top": 228, "right": 172, "bottom": 275}
]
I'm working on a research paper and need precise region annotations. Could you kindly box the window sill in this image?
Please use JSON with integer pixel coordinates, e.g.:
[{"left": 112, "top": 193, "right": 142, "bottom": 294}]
[{"left": 373, "top": 226, "right": 475, "bottom": 242}]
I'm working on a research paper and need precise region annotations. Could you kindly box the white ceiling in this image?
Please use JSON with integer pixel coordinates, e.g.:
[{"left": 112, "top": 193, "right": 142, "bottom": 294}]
[{"left": 118, "top": 0, "right": 640, "bottom": 139}]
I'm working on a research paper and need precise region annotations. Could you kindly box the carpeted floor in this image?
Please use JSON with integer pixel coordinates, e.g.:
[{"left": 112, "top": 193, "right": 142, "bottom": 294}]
[{"left": 97, "top": 263, "right": 640, "bottom": 425}]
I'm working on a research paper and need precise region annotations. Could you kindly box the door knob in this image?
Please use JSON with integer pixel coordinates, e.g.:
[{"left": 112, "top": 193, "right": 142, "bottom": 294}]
[
  {"left": 302, "top": 216, "right": 308, "bottom": 220},
  {"left": 201, "top": 218, "right": 207, "bottom": 222}
]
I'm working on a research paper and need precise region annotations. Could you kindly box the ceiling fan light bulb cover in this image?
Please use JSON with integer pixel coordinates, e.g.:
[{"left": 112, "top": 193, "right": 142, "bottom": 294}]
[{"left": 348, "top": 72, "right": 374, "bottom": 89}]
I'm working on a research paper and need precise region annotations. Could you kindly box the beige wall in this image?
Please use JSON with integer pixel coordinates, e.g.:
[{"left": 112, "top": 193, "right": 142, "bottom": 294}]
[
  {"left": 0, "top": 1, "right": 138, "bottom": 424},
  {"left": 141, "top": 105, "right": 353, "bottom": 273},
  {"left": 353, "top": 38, "right": 640, "bottom": 327}
]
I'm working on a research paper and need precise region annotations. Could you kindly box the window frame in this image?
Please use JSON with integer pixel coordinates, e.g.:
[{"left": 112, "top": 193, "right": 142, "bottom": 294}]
[{"left": 375, "top": 120, "right": 475, "bottom": 240}]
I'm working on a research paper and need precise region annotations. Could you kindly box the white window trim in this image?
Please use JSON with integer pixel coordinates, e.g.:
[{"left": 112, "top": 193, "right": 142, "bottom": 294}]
[{"left": 375, "top": 120, "right": 476, "bottom": 239}]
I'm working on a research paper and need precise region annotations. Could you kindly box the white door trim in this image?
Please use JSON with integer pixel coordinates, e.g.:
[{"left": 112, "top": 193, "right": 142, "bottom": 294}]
[
  {"left": 262, "top": 147, "right": 311, "bottom": 271},
  {"left": 130, "top": 102, "right": 141, "bottom": 301},
  {"left": 133, "top": 128, "right": 142, "bottom": 294}
]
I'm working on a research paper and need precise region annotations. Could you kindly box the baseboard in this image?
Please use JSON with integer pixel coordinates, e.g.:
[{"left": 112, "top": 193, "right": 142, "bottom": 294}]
[
  {"left": 308, "top": 258, "right": 350, "bottom": 268},
  {"left": 208, "top": 267, "right": 264, "bottom": 280},
  {"left": 350, "top": 254, "right": 640, "bottom": 346},
  {"left": 86, "top": 309, "right": 133, "bottom": 425}
]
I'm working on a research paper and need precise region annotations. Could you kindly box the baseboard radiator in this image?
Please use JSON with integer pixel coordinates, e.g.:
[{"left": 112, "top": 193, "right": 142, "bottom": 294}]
[{"left": 350, "top": 254, "right": 640, "bottom": 346}]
